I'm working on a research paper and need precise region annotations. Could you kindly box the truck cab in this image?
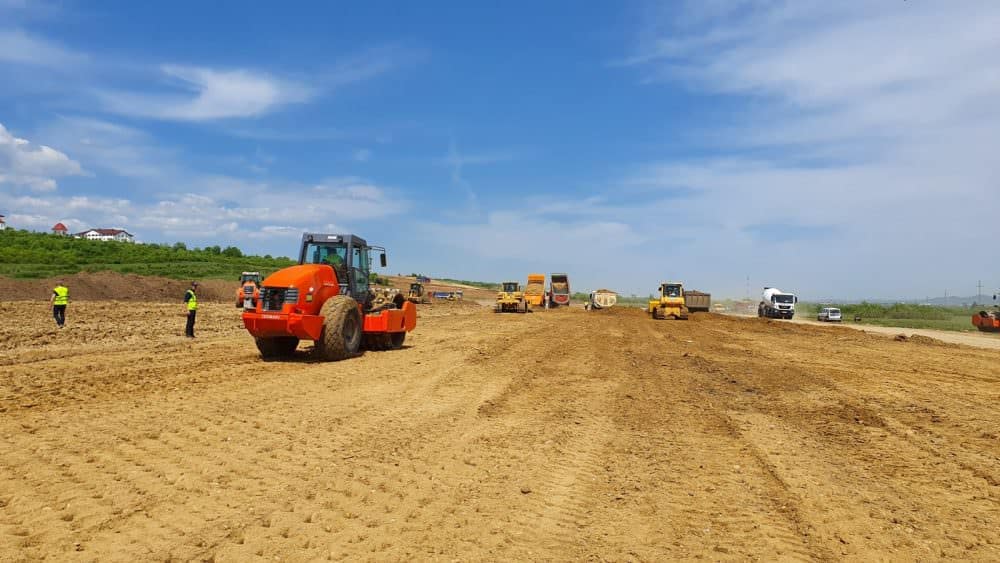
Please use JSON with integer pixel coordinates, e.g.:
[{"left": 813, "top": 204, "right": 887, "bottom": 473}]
[{"left": 759, "top": 287, "right": 797, "bottom": 319}]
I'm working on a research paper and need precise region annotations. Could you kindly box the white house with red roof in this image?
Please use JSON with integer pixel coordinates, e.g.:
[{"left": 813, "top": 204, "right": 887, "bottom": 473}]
[
  {"left": 52, "top": 222, "right": 69, "bottom": 236},
  {"left": 74, "top": 228, "right": 135, "bottom": 243}
]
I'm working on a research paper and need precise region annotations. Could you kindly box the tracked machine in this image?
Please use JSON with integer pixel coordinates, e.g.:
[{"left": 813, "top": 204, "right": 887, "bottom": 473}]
[
  {"left": 407, "top": 282, "right": 429, "bottom": 304},
  {"left": 242, "top": 233, "right": 416, "bottom": 360},
  {"left": 495, "top": 281, "right": 529, "bottom": 313},
  {"left": 648, "top": 282, "right": 689, "bottom": 320}
]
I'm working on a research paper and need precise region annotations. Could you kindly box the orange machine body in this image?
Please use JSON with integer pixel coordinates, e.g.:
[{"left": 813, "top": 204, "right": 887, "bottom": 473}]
[
  {"left": 972, "top": 312, "right": 1000, "bottom": 332},
  {"left": 242, "top": 264, "right": 416, "bottom": 342}
]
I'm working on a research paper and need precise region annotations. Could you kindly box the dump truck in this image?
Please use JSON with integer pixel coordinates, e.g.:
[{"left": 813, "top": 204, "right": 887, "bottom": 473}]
[
  {"left": 649, "top": 282, "right": 688, "bottom": 320},
  {"left": 548, "top": 273, "right": 571, "bottom": 307},
  {"left": 524, "top": 273, "right": 546, "bottom": 307},
  {"left": 406, "top": 282, "right": 428, "bottom": 304},
  {"left": 758, "top": 287, "right": 797, "bottom": 319},
  {"left": 683, "top": 290, "right": 711, "bottom": 313},
  {"left": 242, "top": 233, "right": 416, "bottom": 360},
  {"left": 235, "top": 271, "right": 262, "bottom": 309},
  {"left": 586, "top": 289, "right": 617, "bottom": 310},
  {"left": 495, "top": 281, "right": 529, "bottom": 313}
]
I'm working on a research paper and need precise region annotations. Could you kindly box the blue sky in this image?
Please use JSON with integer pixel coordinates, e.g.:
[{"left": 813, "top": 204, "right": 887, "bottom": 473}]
[{"left": 2, "top": 0, "right": 998, "bottom": 300}]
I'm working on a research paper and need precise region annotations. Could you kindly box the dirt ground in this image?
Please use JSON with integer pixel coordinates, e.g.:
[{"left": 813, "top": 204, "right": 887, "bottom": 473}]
[
  {"left": 792, "top": 317, "right": 1000, "bottom": 350},
  {"left": 1, "top": 302, "right": 998, "bottom": 561},
  {"left": 0, "top": 272, "right": 239, "bottom": 302}
]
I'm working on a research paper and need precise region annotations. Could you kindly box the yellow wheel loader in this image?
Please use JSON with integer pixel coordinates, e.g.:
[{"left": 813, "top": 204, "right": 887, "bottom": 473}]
[{"left": 648, "top": 282, "right": 689, "bottom": 320}]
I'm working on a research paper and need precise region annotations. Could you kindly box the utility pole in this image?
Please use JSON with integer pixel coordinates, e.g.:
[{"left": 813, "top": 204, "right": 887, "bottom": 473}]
[
  {"left": 944, "top": 289, "right": 948, "bottom": 306},
  {"left": 978, "top": 280, "right": 983, "bottom": 304},
  {"left": 746, "top": 275, "right": 750, "bottom": 302}
]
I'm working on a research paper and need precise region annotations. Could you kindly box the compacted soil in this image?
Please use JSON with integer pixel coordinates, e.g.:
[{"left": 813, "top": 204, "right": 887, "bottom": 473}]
[{"left": 1, "top": 302, "right": 997, "bottom": 561}]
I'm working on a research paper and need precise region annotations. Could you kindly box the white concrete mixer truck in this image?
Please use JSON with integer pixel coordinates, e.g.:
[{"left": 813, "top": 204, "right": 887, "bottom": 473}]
[{"left": 758, "top": 287, "right": 797, "bottom": 319}]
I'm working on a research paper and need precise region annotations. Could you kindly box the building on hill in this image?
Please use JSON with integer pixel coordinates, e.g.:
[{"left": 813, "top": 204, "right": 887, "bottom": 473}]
[
  {"left": 74, "top": 228, "right": 135, "bottom": 243},
  {"left": 52, "top": 222, "right": 69, "bottom": 236},
  {"left": 0, "top": 214, "right": 6, "bottom": 231}
]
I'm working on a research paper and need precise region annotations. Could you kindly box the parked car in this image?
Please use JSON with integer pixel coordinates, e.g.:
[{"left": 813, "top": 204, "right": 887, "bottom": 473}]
[{"left": 817, "top": 307, "right": 842, "bottom": 322}]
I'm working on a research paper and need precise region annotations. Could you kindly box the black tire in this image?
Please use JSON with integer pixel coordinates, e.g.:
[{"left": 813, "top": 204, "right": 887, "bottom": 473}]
[
  {"left": 388, "top": 331, "right": 405, "bottom": 349},
  {"left": 315, "top": 295, "right": 362, "bottom": 361},
  {"left": 256, "top": 336, "right": 299, "bottom": 359}
]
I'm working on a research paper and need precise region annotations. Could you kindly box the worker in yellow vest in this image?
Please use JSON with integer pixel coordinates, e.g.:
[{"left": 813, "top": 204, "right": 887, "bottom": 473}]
[
  {"left": 51, "top": 281, "right": 69, "bottom": 328},
  {"left": 184, "top": 281, "right": 199, "bottom": 338}
]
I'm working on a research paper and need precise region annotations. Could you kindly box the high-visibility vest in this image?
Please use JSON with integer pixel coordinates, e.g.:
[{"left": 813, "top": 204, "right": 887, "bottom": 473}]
[
  {"left": 53, "top": 285, "right": 68, "bottom": 305},
  {"left": 186, "top": 289, "right": 198, "bottom": 311}
]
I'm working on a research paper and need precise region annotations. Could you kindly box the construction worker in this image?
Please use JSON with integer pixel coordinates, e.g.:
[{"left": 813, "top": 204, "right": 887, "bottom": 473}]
[
  {"left": 184, "top": 281, "right": 198, "bottom": 338},
  {"left": 324, "top": 252, "right": 348, "bottom": 284},
  {"left": 51, "top": 280, "right": 69, "bottom": 328}
]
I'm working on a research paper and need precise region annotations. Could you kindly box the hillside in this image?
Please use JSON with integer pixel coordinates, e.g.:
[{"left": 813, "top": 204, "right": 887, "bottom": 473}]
[{"left": 0, "top": 229, "right": 294, "bottom": 280}]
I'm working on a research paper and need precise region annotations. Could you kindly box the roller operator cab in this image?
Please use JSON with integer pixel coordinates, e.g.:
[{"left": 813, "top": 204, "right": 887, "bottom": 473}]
[
  {"left": 242, "top": 233, "right": 417, "bottom": 361},
  {"left": 648, "top": 282, "right": 689, "bottom": 320}
]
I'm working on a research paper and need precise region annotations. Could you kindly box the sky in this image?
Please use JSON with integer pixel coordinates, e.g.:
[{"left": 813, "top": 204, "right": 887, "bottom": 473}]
[{"left": 1, "top": 0, "right": 998, "bottom": 300}]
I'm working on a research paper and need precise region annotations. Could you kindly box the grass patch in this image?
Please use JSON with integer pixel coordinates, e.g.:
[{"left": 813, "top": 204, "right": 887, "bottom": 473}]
[
  {"left": 0, "top": 229, "right": 295, "bottom": 280},
  {"left": 801, "top": 301, "right": 986, "bottom": 332}
]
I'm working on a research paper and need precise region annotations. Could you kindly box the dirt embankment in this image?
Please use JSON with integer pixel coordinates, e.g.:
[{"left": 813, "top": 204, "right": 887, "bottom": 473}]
[
  {"left": 1, "top": 305, "right": 998, "bottom": 560},
  {"left": 384, "top": 275, "right": 496, "bottom": 301},
  {"left": 0, "top": 273, "right": 495, "bottom": 304},
  {"left": 0, "top": 272, "right": 237, "bottom": 302}
]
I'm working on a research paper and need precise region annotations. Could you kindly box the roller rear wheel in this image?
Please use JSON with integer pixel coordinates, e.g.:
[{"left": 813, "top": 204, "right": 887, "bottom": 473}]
[{"left": 315, "top": 296, "right": 362, "bottom": 361}]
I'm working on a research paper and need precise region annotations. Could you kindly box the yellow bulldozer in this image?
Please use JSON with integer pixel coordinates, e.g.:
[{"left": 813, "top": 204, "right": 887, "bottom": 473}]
[
  {"left": 495, "top": 281, "right": 529, "bottom": 313},
  {"left": 406, "top": 282, "right": 429, "bottom": 304},
  {"left": 648, "top": 281, "right": 689, "bottom": 320}
]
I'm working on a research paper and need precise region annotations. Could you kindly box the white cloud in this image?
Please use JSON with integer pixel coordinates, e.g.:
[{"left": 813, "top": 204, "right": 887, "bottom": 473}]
[
  {"left": 35, "top": 116, "right": 176, "bottom": 178},
  {"left": 0, "top": 29, "right": 86, "bottom": 68},
  {"left": 353, "top": 148, "right": 372, "bottom": 162},
  {"left": 422, "top": 212, "right": 643, "bottom": 262},
  {"left": 89, "top": 44, "right": 419, "bottom": 122},
  {"left": 98, "top": 65, "right": 314, "bottom": 121},
  {"left": 104, "top": 175, "right": 407, "bottom": 241},
  {"left": 0, "top": 122, "right": 84, "bottom": 191},
  {"left": 613, "top": 0, "right": 1000, "bottom": 298},
  {"left": 322, "top": 44, "right": 426, "bottom": 89}
]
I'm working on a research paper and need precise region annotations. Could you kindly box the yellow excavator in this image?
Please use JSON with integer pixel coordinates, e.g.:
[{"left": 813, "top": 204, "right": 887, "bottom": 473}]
[
  {"left": 495, "top": 281, "right": 529, "bottom": 313},
  {"left": 648, "top": 282, "right": 689, "bottom": 320}
]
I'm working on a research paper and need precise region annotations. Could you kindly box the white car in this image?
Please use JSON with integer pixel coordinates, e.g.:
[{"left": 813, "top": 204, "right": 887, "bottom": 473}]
[{"left": 817, "top": 307, "right": 842, "bottom": 322}]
